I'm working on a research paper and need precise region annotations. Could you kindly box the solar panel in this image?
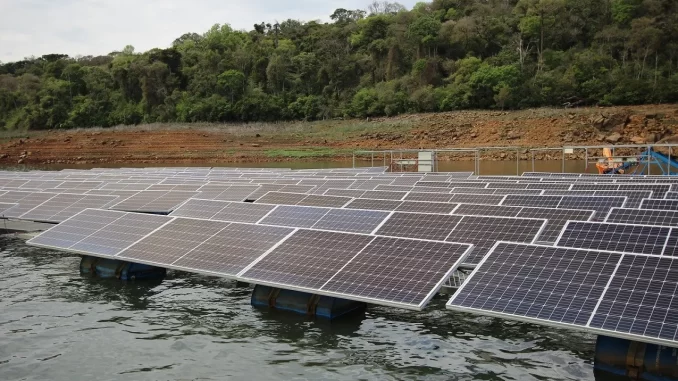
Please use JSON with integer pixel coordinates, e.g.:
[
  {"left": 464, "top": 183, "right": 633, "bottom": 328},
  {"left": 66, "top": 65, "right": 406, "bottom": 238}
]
[
  {"left": 447, "top": 242, "right": 621, "bottom": 326},
  {"left": 297, "top": 194, "right": 352, "bottom": 208},
  {"left": 555, "top": 221, "right": 676, "bottom": 255},
  {"left": 18, "top": 193, "right": 119, "bottom": 223},
  {"left": 452, "top": 204, "right": 521, "bottom": 217},
  {"left": 109, "top": 191, "right": 198, "bottom": 214},
  {"left": 0, "top": 191, "right": 58, "bottom": 218},
  {"left": 27, "top": 209, "right": 171, "bottom": 256},
  {"left": 517, "top": 208, "right": 595, "bottom": 244},
  {"left": 324, "top": 189, "right": 368, "bottom": 198},
  {"left": 0, "top": 202, "right": 16, "bottom": 215},
  {"left": 605, "top": 208, "right": 678, "bottom": 227},
  {"left": 503, "top": 195, "right": 626, "bottom": 220},
  {"left": 375, "top": 213, "right": 463, "bottom": 241},
  {"left": 311, "top": 208, "right": 390, "bottom": 234},
  {"left": 344, "top": 198, "right": 402, "bottom": 211},
  {"left": 449, "top": 194, "right": 505, "bottom": 205},
  {"left": 255, "top": 191, "right": 307, "bottom": 205},
  {"left": 395, "top": 201, "right": 458, "bottom": 214},
  {"left": 171, "top": 223, "right": 294, "bottom": 276},
  {"left": 588, "top": 254, "right": 678, "bottom": 345},
  {"left": 445, "top": 216, "right": 546, "bottom": 264},
  {"left": 359, "top": 190, "right": 408, "bottom": 201},
  {"left": 116, "top": 218, "right": 231, "bottom": 265},
  {"left": 320, "top": 237, "right": 472, "bottom": 308},
  {"left": 258, "top": 205, "right": 330, "bottom": 228},
  {"left": 241, "top": 230, "right": 376, "bottom": 289},
  {"left": 197, "top": 184, "right": 261, "bottom": 201},
  {"left": 640, "top": 199, "right": 678, "bottom": 211},
  {"left": 404, "top": 192, "right": 453, "bottom": 203}
]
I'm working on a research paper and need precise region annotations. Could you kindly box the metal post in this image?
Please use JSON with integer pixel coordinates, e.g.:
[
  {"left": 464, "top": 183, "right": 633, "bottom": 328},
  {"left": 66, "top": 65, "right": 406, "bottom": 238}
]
[
  {"left": 531, "top": 150, "right": 535, "bottom": 172},
  {"left": 371, "top": 152, "right": 374, "bottom": 167},
  {"left": 648, "top": 145, "right": 651, "bottom": 175},
  {"left": 352, "top": 153, "right": 355, "bottom": 169},
  {"left": 562, "top": 148, "right": 565, "bottom": 173},
  {"left": 669, "top": 147, "right": 672, "bottom": 176},
  {"left": 516, "top": 148, "right": 520, "bottom": 176},
  {"left": 383, "top": 152, "right": 386, "bottom": 168},
  {"left": 390, "top": 151, "right": 393, "bottom": 173},
  {"left": 585, "top": 148, "right": 588, "bottom": 173},
  {"left": 476, "top": 149, "right": 481, "bottom": 176}
]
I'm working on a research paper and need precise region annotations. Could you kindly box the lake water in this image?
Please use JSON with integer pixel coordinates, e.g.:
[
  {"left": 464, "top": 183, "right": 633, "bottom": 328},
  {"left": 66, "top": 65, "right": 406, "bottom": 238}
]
[{"left": 0, "top": 238, "right": 600, "bottom": 381}]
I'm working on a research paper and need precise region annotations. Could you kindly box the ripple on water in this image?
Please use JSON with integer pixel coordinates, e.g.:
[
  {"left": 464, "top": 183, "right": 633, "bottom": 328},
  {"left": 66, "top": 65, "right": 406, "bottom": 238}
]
[{"left": 0, "top": 237, "right": 596, "bottom": 380}]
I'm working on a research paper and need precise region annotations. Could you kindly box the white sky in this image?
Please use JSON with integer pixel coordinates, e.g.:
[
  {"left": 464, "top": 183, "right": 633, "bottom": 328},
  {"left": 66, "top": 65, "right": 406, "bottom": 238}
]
[{"left": 0, "top": 0, "right": 417, "bottom": 63}]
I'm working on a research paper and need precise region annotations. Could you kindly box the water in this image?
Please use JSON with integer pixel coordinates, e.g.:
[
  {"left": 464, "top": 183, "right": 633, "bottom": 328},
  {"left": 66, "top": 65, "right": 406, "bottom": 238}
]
[
  {"left": 21, "top": 160, "right": 599, "bottom": 175},
  {"left": 0, "top": 238, "right": 598, "bottom": 380}
]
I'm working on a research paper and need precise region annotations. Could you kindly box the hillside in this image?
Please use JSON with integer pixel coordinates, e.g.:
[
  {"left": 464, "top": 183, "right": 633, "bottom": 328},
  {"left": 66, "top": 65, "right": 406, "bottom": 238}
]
[
  {"left": 1, "top": 0, "right": 678, "bottom": 132},
  {"left": 2, "top": 104, "right": 677, "bottom": 166}
]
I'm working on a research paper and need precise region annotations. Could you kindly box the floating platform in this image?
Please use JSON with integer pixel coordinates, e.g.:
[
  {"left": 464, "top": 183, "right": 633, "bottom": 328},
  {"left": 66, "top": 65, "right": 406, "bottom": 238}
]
[{"left": 251, "top": 285, "right": 366, "bottom": 319}]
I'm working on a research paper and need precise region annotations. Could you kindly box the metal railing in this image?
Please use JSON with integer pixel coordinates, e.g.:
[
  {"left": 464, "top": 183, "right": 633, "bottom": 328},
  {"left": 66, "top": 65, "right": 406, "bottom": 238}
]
[{"left": 354, "top": 143, "right": 678, "bottom": 175}]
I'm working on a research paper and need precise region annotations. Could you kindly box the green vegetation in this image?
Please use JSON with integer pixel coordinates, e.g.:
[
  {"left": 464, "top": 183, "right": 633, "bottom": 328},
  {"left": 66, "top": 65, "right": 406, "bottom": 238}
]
[{"left": 2, "top": 0, "right": 678, "bottom": 131}]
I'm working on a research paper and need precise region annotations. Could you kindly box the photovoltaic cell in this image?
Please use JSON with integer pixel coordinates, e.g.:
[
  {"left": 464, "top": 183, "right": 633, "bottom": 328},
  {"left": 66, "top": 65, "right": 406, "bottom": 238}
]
[
  {"left": 556, "top": 221, "right": 674, "bottom": 256},
  {"left": 517, "top": 208, "right": 595, "bottom": 244},
  {"left": 449, "top": 194, "right": 505, "bottom": 205},
  {"left": 117, "top": 218, "right": 230, "bottom": 264},
  {"left": 344, "top": 198, "right": 402, "bottom": 211},
  {"left": 404, "top": 192, "right": 453, "bottom": 203},
  {"left": 640, "top": 199, "right": 678, "bottom": 211},
  {"left": 259, "top": 205, "right": 330, "bottom": 228},
  {"left": 27, "top": 209, "right": 171, "bottom": 256},
  {"left": 447, "top": 242, "right": 622, "bottom": 326},
  {"left": 321, "top": 237, "right": 471, "bottom": 307},
  {"left": 452, "top": 204, "right": 522, "bottom": 217},
  {"left": 445, "top": 216, "right": 546, "bottom": 264},
  {"left": 395, "top": 201, "right": 458, "bottom": 214},
  {"left": 375, "top": 212, "right": 463, "bottom": 241},
  {"left": 19, "top": 193, "right": 118, "bottom": 223},
  {"left": 241, "top": 230, "right": 375, "bottom": 289},
  {"left": 589, "top": 255, "right": 678, "bottom": 343},
  {"left": 172, "top": 224, "right": 294, "bottom": 276},
  {"left": 311, "top": 208, "right": 389, "bottom": 234},
  {"left": 109, "top": 191, "right": 198, "bottom": 213},
  {"left": 0, "top": 191, "right": 58, "bottom": 218},
  {"left": 606, "top": 208, "right": 678, "bottom": 227}
]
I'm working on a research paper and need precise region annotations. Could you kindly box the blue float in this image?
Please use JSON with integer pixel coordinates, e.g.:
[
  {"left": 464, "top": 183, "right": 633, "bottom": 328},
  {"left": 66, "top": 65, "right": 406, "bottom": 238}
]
[
  {"left": 594, "top": 335, "right": 678, "bottom": 381},
  {"left": 79, "top": 255, "right": 166, "bottom": 280},
  {"left": 250, "top": 285, "right": 366, "bottom": 319}
]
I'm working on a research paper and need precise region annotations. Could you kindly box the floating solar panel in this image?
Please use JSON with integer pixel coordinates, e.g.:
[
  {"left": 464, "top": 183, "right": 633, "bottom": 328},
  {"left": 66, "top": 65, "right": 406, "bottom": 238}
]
[
  {"left": 344, "top": 198, "right": 403, "bottom": 211},
  {"left": 605, "top": 208, "right": 678, "bottom": 227},
  {"left": 171, "top": 223, "right": 294, "bottom": 276},
  {"left": 404, "top": 192, "right": 453, "bottom": 203},
  {"left": 502, "top": 195, "right": 626, "bottom": 220},
  {"left": 197, "top": 184, "right": 261, "bottom": 201},
  {"left": 324, "top": 189, "right": 369, "bottom": 198},
  {"left": 556, "top": 221, "right": 676, "bottom": 256},
  {"left": 297, "top": 194, "right": 352, "bottom": 208},
  {"left": 146, "top": 184, "right": 204, "bottom": 192},
  {"left": 376, "top": 213, "right": 463, "bottom": 241},
  {"left": 255, "top": 191, "right": 307, "bottom": 205},
  {"left": 445, "top": 216, "right": 546, "bottom": 264},
  {"left": 19, "top": 193, "right": 118, "bottom": 223},
  {"left": 452, "top": 204, "right": 522, "bottom": 217},
  {"left": 116, "top": 218, "right": 231, "bottom": 265},
  {"left": 109, "top": 191, "right": 198, "bottom": 214},
  {"left": 241, "top": 230, "right": 376, "bottom": 289},
  {"left": 449, "top": 194, "right": 505, "bottom": 205},
  {"left": 588, "top": 254, "right": 678, "bottom": 345},
  {"left": 0, "top": 202, "right": 17, "bottom": 216},
  {"left": 320, "top": 237, "right": 472, "bottom": 308},
  {"left": 258, "top": 205, "right": 330, "bottom": 228},
  {"left": 518, "top": 208, "right": 595, "bottom": 244},
  {"left": 447, "top": 242, "right": 622, "bottom": 327},
  {"left": 27, "top": 209, "right": 171, "bottom": 256},
  {"left": 0, "top": 191, "right": 59, "bottom": 218},
  {"left": 395, "top": 201, "right": 458, "bottom": 214},
  {"left": 640, "top": 199, "right": 678, "bottom": 211},
  {"left": 312, "top": 208, "right": 390, "bottom": 234},
  {"left": 55, "top": 181, "right": 104, "bottom": 190}
]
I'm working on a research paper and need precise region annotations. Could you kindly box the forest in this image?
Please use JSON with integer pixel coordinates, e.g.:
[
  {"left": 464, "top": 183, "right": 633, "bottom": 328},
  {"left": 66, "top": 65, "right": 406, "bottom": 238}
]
[{"left": 1, "top": 0, "right": 677, "bottom": 130}]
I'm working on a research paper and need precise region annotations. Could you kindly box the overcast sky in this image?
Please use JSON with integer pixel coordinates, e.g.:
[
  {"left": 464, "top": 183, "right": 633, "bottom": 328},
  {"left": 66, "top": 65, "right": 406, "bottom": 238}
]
[{"left": 0, "top": 0, "right": 418, "bottom": 63}]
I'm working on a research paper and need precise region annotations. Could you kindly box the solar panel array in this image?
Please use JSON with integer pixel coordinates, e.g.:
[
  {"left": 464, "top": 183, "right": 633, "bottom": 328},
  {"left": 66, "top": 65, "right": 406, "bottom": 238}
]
[
  {"left": 12, "top": 165, "right": 678, "bottom": 347},
  {"left": 28, "top": 208, "right": 472, "bottom": 310}
]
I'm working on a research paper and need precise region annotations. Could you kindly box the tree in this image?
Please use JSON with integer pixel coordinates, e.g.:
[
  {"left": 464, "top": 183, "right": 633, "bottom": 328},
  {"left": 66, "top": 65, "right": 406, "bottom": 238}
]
[{"left": 218, "top": 69, "right": 246, "bottom": 103}]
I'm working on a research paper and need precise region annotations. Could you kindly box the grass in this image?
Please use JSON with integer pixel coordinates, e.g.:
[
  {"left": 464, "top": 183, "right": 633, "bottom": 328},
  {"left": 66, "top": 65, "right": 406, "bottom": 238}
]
[{"left": 263, "top": 147, "right": 350, "bottom": 158}]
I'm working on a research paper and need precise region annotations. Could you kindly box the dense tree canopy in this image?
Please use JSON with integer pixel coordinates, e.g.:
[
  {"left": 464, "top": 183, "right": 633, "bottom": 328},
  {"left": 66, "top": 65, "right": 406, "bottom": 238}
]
[{"left": 1, "top": 0, "right": 678, "bottom": 130}]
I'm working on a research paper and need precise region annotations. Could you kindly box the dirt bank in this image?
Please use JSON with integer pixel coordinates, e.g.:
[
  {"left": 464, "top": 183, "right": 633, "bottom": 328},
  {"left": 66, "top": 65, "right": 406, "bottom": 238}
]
[{"left": 2, "top": 105, "right": 678, "bottom": 166}]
